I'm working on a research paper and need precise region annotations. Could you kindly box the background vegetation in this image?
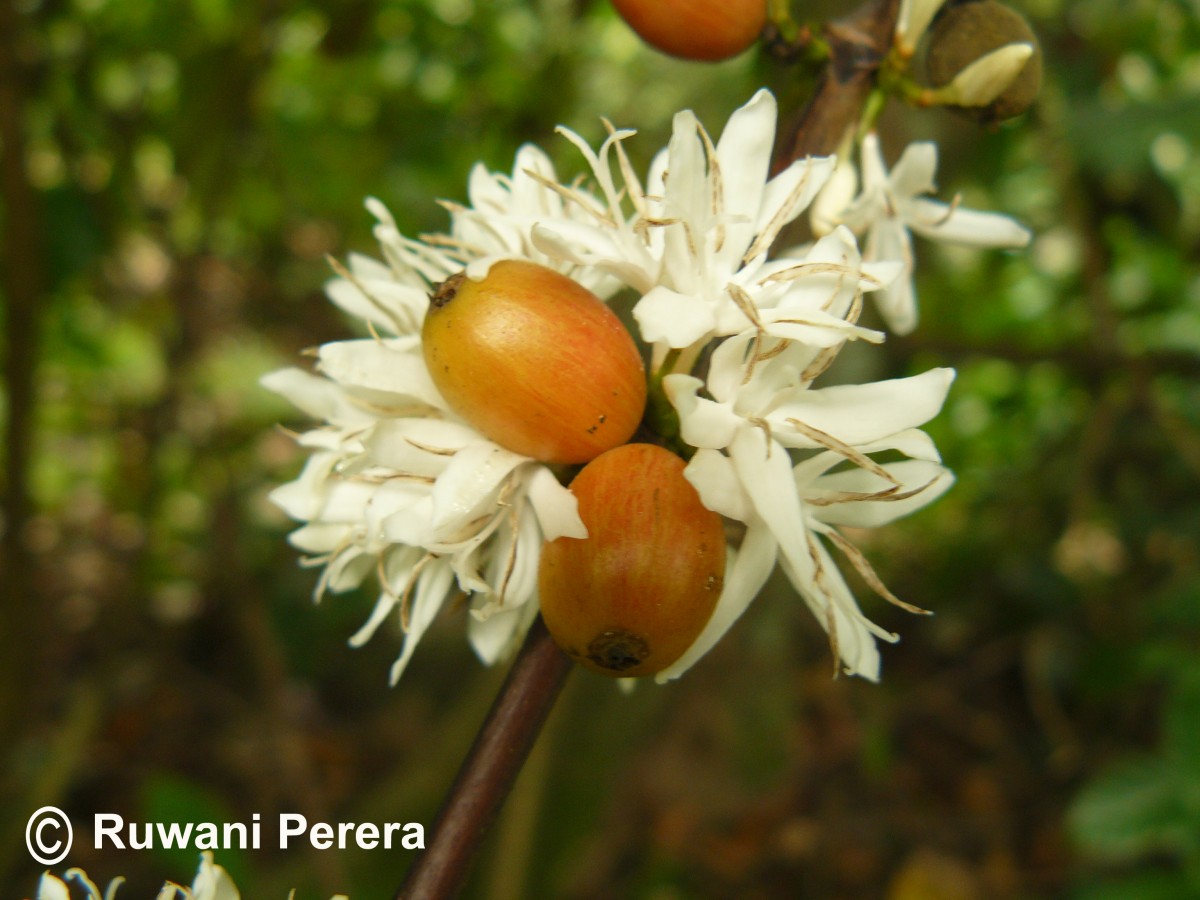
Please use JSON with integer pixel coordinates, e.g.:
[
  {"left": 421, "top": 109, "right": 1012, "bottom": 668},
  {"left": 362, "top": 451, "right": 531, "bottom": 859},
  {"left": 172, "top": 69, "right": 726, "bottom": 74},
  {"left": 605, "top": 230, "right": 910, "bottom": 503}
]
[{"left": 2, "top": 0, "right": 1198, "bottom": 896}]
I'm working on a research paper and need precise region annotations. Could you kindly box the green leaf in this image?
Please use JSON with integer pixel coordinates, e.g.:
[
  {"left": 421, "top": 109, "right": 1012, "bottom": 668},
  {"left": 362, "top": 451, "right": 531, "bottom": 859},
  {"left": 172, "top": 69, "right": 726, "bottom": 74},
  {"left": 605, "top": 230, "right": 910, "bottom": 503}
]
[{"left": 1068, "top": 754, "right": 1199, "bottom": 863}]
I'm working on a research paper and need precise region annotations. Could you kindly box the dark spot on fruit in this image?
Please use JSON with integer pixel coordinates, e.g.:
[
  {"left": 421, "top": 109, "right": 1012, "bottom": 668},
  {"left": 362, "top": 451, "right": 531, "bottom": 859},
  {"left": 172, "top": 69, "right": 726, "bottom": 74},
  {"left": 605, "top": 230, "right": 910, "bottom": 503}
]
[
  {"left": 430, "top": 271, "right": 466, "bottom": 310},
  {"left": 587, "top": 629, "right": 649, "bottom": 672}
]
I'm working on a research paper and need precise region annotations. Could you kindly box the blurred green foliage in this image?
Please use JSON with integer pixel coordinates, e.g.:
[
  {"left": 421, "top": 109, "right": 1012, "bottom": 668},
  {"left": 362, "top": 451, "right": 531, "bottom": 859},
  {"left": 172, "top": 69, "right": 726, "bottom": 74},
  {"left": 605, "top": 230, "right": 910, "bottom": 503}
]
[{"left": 1, "top": 0, "right": 1198, "bottom": 897}]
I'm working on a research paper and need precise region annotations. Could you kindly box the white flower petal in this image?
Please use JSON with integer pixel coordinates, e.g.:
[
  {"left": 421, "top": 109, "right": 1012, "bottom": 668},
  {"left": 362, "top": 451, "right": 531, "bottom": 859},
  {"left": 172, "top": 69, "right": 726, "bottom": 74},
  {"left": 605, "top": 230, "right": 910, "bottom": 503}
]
[
  {"left": 633, "top": 285, "right": 716, "bottom": 348},
  {"left": 380, "top": 494, "right": 436, "bottom": 545},
  {"left": 324, "top": 546, "right": 375, "bottom": 594},
  {"left": 896, "top": 0, "right": 949, "bottom": 51},
  {"left": 907, "top": 197, "right": 1033, "bottom": 248},
  {"left": 367, "top": 418, "right": 478, "bottom": 474},
  {"left": 683, "top": 449, "right": 752, "bottom": 522},
  {"left": 754, "top": 155, "right": 836, "bottom": 252},
  {"left": 191, "top": 851, "right": 241, "bottom": 900},
  {"left": 664, "top": 374, "right": 741, "bottom": 449},
  {"left": 889, "top": 141, "right": 939, "bottom": 199},
  {"left": 810, "top": 460, "right": 955, "bottom": 528},
  {"left": 809, "top": 156, "right": 859, "bottom": 236},
  {"left": 37, "top": 874, "right": 72, "bottom": 900},
  {"left": 269, "top": 452, "right": 339, "bottom": 521},
  {"left": 388, "top": 559, "right": 456, "bottom": 685},
  {"left": 792, "top": 428, "right": 944, "bottom": 488},
  {"left": 948, "top": 43, "right": 1034, "bottom": 107},
  {"left": 762, "top": 308, "right": 883, "bottom": 347},
  {"left": 729, "top": 426, "right": 814, "bottom": 582},
  {"left": 287, "top": 522, "right": 349, "bottom": 554},
  {"left": 317, "top": 339, "right": 442, "bottom": 406},
  {"left": 429, "top": 442, "right": 526, "bottom": 537},
  {"left": 470, "top": 583, "right": 539, "bottom": 665},
  {"left": 530, "top": 222, "right": 657, "bottom": 294},
  {"left": 526, "top": 465, "right": 587, "bottom": 540},
  {"left": 774, "top": 368, "right": 956, "bottom": 446},
  {"left": 261, "top": 368, "right": 374, "bottom": 428},
  {"left": 779, "top": 540, "right": 891, "bottom": 681},
  {"left": 875, "top": 273, "right": 919, "bottom": 335},
  {"left": 715, "top": 89, "right": 777, "bottom": 257}
]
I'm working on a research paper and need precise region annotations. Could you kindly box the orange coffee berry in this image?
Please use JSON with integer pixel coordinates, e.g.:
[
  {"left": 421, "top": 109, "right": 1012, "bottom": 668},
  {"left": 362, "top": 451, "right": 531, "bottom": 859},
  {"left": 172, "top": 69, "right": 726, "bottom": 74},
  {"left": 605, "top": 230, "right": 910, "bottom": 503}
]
[
  {"left": 611, "top": 0, "right": 767, "bottom": 62},
  {"left": 539, "top": 443, "right": 726, "bottom": 677},
  {"left": 423, "top": 261, "right": 646, "bottom": 465}
]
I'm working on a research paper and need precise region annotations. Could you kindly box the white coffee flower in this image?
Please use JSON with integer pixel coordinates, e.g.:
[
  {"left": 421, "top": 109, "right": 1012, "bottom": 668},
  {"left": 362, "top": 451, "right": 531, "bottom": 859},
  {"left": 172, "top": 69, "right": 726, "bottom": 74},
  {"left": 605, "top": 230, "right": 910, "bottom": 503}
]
[
  {"left": 819, "top": 132, "right": 1032, "bottom": 334},
  {"left": 533, "top": 89, "right": 845, "bottom": 362},
  {"left": 265, "top": 353, "right": 585, "bottom": 683},
  {"left": 268, "top": 90, "right": 970, "bottom": 687},
  {"left": 266, "top": 149, "right": 595, "bottom": 685},
  {"left": 659, "top": 327, "right": 956, "bottom": 681}
]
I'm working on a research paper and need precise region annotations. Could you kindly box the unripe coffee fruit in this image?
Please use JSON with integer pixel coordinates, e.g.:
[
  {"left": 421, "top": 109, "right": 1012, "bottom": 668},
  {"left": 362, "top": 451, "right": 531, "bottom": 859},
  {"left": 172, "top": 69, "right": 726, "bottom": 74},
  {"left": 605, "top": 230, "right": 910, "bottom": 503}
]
[
  {"left": 611, "top": 0, "right": 767, "bottom": 62},
  {"left": 539, "top": 443, "right": 726, "bottom": 677},
  {"left": 926, "top": 0, "right": 1043, "bottom": 123},
  {"left": 423, "top": 261, "right": 646, "bottom": 465}
]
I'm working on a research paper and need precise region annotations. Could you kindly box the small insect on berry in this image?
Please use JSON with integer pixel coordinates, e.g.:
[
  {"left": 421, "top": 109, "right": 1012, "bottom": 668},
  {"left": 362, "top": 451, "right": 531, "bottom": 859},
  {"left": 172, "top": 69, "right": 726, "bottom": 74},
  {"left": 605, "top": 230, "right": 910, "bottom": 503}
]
[
  {"left": 611, "top": 0, "right": 767, "bottom": 63},
  {"left": 539, "top": 443, "right": 726, "bottom": 678},
  {"left": 423, "top": 260, "right": 646, "bottom": 465}
]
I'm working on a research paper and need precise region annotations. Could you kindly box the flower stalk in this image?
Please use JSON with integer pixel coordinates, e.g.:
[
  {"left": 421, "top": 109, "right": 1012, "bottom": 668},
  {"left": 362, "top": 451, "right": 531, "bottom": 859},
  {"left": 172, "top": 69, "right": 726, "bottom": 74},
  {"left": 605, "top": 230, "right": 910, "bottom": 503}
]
[{"left": 394, "top": 617, "right": 572, "bottom": 900}]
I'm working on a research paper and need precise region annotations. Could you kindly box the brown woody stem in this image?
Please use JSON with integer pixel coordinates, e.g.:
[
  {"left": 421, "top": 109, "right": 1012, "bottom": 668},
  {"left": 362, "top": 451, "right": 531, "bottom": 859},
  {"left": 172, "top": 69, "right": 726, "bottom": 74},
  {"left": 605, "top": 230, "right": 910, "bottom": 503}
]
[
  {"left": 394, "top": 616, "right": 572, "bottom": 900},
  {"left": 776, "top": 0, "right": 901, "bottom": 164}
]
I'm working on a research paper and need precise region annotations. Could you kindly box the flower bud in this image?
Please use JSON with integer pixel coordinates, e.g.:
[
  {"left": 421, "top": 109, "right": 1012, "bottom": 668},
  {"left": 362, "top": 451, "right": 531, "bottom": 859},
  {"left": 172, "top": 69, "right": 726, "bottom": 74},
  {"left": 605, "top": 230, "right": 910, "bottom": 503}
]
[
  {"left": 925, "top": 0, "right": 1043, "bottom": 123},
  {"left": 944, "top": 42, "right": 1035, "bottom": 107},
  {"left": 423, "top": 261, "right": 646, "bottom": 465},
  {"left": 611, "top": 0, "right": 767, "bottom": 63},
  {"left": 539, "top": 443, "right": 726, "bottom": 677}
]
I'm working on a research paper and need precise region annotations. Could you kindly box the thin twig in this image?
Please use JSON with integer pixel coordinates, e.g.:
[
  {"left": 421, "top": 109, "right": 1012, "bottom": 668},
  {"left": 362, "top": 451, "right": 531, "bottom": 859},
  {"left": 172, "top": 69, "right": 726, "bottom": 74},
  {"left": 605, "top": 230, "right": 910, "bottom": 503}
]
[{"left": 394, "top": 617, "right": 572, "bottom": 900}]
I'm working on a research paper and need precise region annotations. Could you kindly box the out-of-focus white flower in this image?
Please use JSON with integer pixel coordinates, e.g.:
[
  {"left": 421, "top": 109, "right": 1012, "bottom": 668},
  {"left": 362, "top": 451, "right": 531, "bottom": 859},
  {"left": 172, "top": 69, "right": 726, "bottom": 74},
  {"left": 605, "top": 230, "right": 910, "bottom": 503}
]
[
  {"left": 819, "top": 132, "right": 1032, "bottom": 334},
  {"left": 659, "top": 328, "right": 956, "bottom": 681},
  {"left": 37, "top": 853, "right": 348, "bottom": 899},
  {"left": 163, "top": 851, "right": 240, "bottom": 900},
  {"left": 38, "top": 870, "right": 122, "bottom": 900}
]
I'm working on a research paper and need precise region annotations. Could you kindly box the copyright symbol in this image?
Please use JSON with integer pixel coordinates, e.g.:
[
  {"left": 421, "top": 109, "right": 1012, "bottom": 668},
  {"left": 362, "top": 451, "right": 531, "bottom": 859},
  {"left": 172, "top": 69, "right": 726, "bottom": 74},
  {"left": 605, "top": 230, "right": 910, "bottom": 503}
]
[{"left": 25, "top": 806, "right": 72, "bottom": 866}]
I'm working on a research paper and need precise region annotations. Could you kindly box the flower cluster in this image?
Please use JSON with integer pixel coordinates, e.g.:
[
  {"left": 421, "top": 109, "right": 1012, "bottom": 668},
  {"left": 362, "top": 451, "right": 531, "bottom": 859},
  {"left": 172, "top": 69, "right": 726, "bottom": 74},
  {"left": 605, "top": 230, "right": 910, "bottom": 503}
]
[{"left": 266, "top": 89, "right": 1029, "bottom": 683}]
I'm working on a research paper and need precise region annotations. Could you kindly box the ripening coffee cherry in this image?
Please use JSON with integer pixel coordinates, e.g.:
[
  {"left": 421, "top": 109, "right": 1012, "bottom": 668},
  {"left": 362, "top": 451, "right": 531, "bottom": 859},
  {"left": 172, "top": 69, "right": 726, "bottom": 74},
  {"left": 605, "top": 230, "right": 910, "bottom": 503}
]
[
  {"left": 926, "top": 0, "right": 1043, "bottom": 124},
  {"left": 423, "top": 261, "right": 646, "bottom": 465},
  {"left": 611, "top": 0, "right": 767, "bottom": 62},
  {"left": 539, "top": 443, "right": 726, "bottom": 678}
]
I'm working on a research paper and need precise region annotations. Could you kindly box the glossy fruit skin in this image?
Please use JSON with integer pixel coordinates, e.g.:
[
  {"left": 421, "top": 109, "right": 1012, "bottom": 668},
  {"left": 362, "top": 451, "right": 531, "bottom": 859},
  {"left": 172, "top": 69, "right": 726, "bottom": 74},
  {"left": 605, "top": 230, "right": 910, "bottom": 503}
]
[
  {"left": 611, "top": 0, "right": 767, "bottom": 62},
  {"left": 539, "top": 443, "right": 726, "bottom": 678},
  {"left": 423, "top": 261, "right": 646, "bottom": 465}
]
